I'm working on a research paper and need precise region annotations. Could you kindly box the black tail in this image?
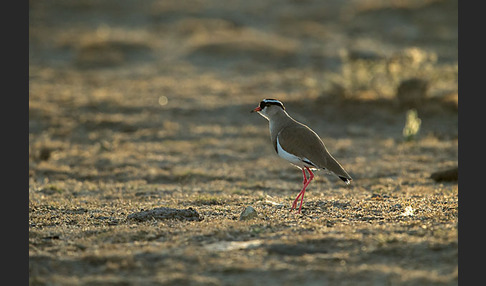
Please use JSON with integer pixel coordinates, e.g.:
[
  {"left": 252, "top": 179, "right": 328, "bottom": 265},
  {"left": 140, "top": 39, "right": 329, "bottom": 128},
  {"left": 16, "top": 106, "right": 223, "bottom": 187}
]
[{"left": 339, "top": 176, "right": 352, "bottom": 185}]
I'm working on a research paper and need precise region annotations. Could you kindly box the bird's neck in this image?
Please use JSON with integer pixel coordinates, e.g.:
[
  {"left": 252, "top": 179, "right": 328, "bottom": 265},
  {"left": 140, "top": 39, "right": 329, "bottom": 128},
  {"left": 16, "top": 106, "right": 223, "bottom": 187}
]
[
  {"left": 269, "top": 110, "right": 294, "bottom": 125},
  {"left": 268, "top": 110, "right": 295, "bottom": 140}
]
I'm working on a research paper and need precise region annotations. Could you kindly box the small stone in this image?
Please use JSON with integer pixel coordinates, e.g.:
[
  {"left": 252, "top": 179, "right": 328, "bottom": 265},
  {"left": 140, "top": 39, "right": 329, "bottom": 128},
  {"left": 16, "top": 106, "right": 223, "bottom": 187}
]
[
  {"left": 239, "top": 206, "right": 258, "bottom": 221},
  {"left": 430, "top": 167, "right": 458, "bottom": 182},
  {"left": 38, "top": 147, "right": 52, "bottom": 161},
  {"left": 396, "top": 78, "right": 429, "bottom": 109}
]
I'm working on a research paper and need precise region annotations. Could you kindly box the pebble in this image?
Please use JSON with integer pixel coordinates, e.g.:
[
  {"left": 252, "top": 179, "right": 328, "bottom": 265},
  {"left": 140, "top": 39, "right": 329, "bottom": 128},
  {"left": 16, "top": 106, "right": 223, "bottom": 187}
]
[
  {"left": 239, "top": 206, "right": 258, "bottom": 221},
  {"left": 430, "top": 166, "right": 458, "bottom": 182}
]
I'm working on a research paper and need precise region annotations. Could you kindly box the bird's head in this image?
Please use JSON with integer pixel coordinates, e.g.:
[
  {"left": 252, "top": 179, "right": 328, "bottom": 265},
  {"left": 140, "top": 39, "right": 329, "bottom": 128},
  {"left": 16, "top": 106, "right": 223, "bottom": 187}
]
[{"left": 251, "top": 99, "right": 285, "bottom": 120}]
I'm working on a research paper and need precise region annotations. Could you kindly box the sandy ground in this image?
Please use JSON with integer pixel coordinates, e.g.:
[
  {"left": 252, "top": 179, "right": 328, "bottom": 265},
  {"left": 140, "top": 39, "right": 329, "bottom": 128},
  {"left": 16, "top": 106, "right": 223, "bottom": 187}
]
[{"left": 29, "top": 0, "right": 458, "bottom": 285}]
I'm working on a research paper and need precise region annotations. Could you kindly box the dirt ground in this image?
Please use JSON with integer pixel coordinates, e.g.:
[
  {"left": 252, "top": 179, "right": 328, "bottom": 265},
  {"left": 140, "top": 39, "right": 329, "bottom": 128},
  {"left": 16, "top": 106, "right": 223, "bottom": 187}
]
[{"left": 29, "top": 0, "right": 458, "bottom": 285}]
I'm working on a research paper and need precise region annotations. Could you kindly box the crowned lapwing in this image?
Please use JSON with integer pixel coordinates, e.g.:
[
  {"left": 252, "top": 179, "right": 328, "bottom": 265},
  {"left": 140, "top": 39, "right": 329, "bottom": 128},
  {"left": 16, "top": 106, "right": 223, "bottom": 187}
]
[{"left": 251, "top": 99, "right": 352, "bottom": 213}]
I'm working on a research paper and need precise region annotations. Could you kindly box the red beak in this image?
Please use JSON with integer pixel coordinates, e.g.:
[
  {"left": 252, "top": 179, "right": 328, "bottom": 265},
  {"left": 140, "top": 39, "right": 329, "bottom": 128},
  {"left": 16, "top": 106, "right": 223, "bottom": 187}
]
[{"left": 251, "top": 106, "right": 262, "bottom": 113}]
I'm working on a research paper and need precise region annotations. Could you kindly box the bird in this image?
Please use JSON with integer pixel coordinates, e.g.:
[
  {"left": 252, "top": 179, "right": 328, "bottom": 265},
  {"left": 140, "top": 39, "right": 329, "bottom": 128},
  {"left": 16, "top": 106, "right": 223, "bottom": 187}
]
[{"left": 251, "top": 99, "right": 352, "bottom": 213}]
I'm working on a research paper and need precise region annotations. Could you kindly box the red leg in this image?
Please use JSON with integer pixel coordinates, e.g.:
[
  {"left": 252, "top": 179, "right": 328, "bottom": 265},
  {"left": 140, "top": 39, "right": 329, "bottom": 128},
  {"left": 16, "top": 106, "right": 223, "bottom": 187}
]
[
  {"left": 302, "top": 168, "right": 308, "bottom": 185},
  {"left": 291, "top": 167, "right": 314, "bottom": 213},
  {"left": 291, "top": 168, "right": 308, "bottom": 211},
  {"left": 297, "top": 167, "right": 314, "bottom": 213}
]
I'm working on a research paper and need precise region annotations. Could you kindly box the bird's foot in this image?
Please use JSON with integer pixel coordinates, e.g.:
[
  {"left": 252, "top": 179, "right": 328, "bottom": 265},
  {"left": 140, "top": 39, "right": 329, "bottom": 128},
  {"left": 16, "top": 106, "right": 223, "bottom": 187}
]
[{"left": 290, "top": 189, "right": 306, "bottom": 213}]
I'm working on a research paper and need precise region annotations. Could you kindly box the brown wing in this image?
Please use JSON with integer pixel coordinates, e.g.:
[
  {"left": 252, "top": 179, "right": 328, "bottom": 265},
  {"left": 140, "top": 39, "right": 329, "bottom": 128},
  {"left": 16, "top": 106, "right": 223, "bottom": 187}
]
[{"left": 277, "top": 124, "right": 352, "bottom": 182}]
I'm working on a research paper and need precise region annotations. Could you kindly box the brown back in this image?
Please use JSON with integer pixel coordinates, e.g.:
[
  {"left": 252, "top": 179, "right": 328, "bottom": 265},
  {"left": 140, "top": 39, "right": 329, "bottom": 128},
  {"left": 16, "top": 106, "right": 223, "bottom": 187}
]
[{"left": 276, "top": 123, "right": 352, "bottom": 180}]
